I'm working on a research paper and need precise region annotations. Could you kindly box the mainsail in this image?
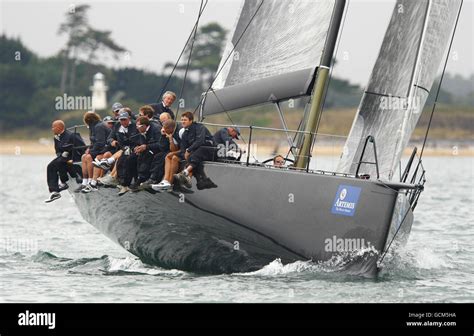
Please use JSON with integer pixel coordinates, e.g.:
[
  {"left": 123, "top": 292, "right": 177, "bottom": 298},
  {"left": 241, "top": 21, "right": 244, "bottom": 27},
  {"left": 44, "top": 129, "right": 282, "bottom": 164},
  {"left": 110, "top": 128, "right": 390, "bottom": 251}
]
[
  {"left": 337, "top": 0, "right": 462, "bottom": 180},
  {"left": 201, "top": 0, "right": 336, "bottom": 116}
]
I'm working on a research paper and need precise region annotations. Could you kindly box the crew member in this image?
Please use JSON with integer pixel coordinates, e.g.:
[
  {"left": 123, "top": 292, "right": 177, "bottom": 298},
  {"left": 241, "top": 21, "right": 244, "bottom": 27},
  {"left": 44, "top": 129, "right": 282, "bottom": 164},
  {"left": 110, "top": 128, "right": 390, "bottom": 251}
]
[
  {"left": 140, "top": 119, "right": 180, "bottom": 189},
  {"left": 95, "top": 109, "right": 139, "bottom": 175},
  {"left": 273, "top": 155, "right": 285, "bottom": 168},
  {"left": 126, "top": 116, "right": 161, "bottom": 192},
  {"left": 138, "top": 105, "right": 157, "bottom": 123},
  {"left": 167, "top": 111, "right": 216, "bottom": 190},
  {"left": 77, "top": 111, "right": 111, "bottom": 193},
  {"left": 103, "top": 116, "right": 115, "bottom": 129},
  {"left": 111, "top": 102, "right": 123, "bottom": 121},
  {"left": 45, "top": 120, "right": 85, "bottom": 203},
  {"left": 213, "top": 126, "right": 244, "bottom": 160},
  {"left": 149, "top": 91, "right": 176, "bottom": 120}
]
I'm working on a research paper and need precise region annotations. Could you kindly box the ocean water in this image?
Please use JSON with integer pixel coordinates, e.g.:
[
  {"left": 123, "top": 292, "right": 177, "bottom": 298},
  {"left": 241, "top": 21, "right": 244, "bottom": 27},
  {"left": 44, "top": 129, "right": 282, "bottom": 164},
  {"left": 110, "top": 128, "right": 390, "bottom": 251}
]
[{"left": 0, "top": 155, "right": 473, "bottom": 303}]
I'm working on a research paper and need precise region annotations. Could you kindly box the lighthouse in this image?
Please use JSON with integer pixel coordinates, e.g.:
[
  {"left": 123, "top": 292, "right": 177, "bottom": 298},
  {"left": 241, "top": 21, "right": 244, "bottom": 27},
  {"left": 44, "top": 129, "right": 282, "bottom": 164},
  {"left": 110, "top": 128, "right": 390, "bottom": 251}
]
[{"left": 90, "top": 72, "right": 108, "bottom": 110}]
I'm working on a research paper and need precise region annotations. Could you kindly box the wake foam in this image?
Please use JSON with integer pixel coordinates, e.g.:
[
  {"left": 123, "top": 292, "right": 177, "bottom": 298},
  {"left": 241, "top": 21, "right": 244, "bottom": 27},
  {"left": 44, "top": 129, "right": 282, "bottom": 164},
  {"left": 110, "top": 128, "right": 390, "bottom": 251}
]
[
  {"left": 28, "top": 251, "right": 184, "bottom": 276},
  {"left": 242, "top": 246, "right": 380, "bottom": 278},
  {"left": 23, "top": 245, "right": 445, "bottom": 280},
  {"left": 378, "top": 246, "right": 449, "bottom": 279},
  {"left": 100, "top": 256, "right": 185, "bottom": 276}
]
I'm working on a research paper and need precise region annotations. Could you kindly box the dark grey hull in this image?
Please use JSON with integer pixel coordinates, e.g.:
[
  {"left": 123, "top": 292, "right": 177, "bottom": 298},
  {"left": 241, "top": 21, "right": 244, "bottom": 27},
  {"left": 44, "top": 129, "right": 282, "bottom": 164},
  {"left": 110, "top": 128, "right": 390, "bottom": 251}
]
[{"left": 70, "top": 162, "right": 413, "bottom": 277}]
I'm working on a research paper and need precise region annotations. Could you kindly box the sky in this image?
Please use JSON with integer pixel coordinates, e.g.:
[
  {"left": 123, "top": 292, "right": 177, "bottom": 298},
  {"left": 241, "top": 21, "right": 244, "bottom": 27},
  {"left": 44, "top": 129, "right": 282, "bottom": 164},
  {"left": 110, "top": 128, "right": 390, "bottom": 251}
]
[{"left": 1, "top": 0, "right": 473, "bottom": 87}]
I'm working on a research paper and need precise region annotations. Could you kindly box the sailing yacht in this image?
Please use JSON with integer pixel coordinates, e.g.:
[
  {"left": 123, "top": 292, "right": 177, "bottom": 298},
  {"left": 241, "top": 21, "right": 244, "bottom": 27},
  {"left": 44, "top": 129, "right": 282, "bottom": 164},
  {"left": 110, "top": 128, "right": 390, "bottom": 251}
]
[{"left": 69, "top": 0, "right": 462, "bottom": 277}]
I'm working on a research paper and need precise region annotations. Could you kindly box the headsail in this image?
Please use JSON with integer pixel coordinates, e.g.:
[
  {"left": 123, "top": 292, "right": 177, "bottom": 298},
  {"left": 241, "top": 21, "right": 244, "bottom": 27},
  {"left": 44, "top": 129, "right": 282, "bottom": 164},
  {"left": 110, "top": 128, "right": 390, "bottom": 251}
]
[
  {"left": 201, "top": 0, "right": 336, "bottom": 116},
  {"left": 337, "top": 0, "right": 462, "bottom": 180}
]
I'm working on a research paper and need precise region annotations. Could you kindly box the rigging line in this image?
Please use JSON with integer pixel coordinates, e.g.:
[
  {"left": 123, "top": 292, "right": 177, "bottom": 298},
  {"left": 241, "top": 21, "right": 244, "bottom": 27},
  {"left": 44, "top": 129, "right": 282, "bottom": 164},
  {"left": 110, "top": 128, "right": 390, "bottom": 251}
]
[
  {"left": 192, "top": 0, "right": 266, "bottom": 115},
  {"left": 284, "top": 116, "right": 304, "bottom": 161},
  {"left": 419, "top": 0, "right": 463, "bottom": 161},
  {"left": 158, "top": 0, "right": 209, "bottom": 101},
  {"left": 374, "top": 179, "right": 416, "bottom": 265},
  {"left": 289, "top": 99, "right": 310, "bottom": 160},
  {"left": 205, "top": 88, "right": 258, "bottom": 162},
  {"left": 208, "top": 88, "right": 229, "bottom": 117},
  {"left": 175, "top": 0, "right": 205, "bottom": 120},
  {"left": 209, "top": 88, "right": 259, "bottom": 162},
  {"left": 292, "top": 106, "right": 305, "bottom": 142},
  {"left": 310, "top": 0, "right": 349, "bottom": 155},
  {"left": 378, "top": 204, "right": 411, "bottom": 265},
  {"left": 275, "top": 101, "right": 297, "bottom": 157},
  {"left": 225, "top": 110, "right": 259, "bottom": 163},
  {"left": 210, "top": 88, "right": 293, "bottom": 163},
  {"left": 377, "top": 157, "right": 426, "bottom": 263}
]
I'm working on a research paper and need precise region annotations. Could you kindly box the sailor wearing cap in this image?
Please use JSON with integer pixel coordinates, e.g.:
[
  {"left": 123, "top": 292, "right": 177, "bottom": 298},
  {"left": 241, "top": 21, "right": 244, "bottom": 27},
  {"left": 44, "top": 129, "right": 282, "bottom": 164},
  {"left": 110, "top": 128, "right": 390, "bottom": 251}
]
[
  {"left": 111, "top": 102, "right": 123, "bottom": 120},
  {"left": 98, "top": 110, "right": 140, "bottom": 195},
  {"left": 213, "top": 126, "right": 245, "bottom": 160},
  {"left": 214, "top": 126, "right": 240, "bottom": 146},
  {"left": 103, "top": 115, "right": 115, "bottom": 129}
]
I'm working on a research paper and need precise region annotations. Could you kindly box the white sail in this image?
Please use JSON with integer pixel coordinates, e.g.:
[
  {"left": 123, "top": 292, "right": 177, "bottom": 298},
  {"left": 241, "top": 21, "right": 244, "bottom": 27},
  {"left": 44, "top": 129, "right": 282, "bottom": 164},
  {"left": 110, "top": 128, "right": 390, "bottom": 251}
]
[
  {"left": 202, "top": 0, "right": 336, "bottom": 116},
  {"left": 338, "top": 0, "right": 462, "bottom": 180}
]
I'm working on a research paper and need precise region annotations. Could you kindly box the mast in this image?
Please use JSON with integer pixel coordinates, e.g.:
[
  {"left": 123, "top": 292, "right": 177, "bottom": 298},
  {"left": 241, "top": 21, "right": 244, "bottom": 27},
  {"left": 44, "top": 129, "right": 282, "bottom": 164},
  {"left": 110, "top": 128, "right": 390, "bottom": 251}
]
[{"left": 295, "top": 0, "right": 346, "bottom": 169}]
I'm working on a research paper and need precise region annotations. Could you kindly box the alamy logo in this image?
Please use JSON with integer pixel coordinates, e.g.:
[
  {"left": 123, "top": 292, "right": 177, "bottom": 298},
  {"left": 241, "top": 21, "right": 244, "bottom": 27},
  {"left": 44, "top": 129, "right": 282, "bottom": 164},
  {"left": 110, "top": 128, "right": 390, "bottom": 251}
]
[
  {"left": 55, "top": 93, "right": 92, "bottom": 110},
  {"left": 331, "top": 185, "right": 361, "bottom": 216},
  {"left": 324, "top": 235, "right": 372, "bottom": 252},
  {"left": 18, "top": 310, "right": 55, "bottom": 329}
]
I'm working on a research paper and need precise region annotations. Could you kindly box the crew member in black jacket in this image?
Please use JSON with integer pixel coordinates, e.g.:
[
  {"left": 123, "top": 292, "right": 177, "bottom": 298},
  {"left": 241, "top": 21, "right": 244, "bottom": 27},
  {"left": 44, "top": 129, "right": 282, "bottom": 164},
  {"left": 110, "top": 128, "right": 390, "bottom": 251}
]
[
  {"left": 104, "top": 111, "right": 140, "bottom": 195},
  {"left": 77, "top": 111, "right": 111, "bottom": 193},
  {"left": 213, "top": 126, "right": 240, "bottom": 148},
  {"left": 138, "top": 105, "right": 160, "bottom": 124},
  {"left": 95, "top": 111, "right": 138, "bottom": 168},
  {"left": 128, "top": 116, "right": 162, "bottom": 192},
  {"left": 213, "top": 126, "right": 245, "bottom": 160},
  {"left": 45, "top": 120, "right": 86, "bottom": 203},
  {"left": 111, "top": 102, "right": 123, "bottom": 121},
  {"left": 174, "top": 111, "right": 216, "bottom": 189},
  {"left": 140, "top": 119, "right": 181, "bottom": 189},
  {"left": 149, "top": 91, "right": 176, "bottom": 120}
]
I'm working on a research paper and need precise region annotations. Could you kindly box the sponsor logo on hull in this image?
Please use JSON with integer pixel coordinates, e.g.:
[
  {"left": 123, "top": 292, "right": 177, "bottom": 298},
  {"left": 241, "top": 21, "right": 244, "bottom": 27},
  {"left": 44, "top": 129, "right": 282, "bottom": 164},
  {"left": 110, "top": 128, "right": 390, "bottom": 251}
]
[{"left": 331, "top": 185, "right": 361, "bottom": 217}]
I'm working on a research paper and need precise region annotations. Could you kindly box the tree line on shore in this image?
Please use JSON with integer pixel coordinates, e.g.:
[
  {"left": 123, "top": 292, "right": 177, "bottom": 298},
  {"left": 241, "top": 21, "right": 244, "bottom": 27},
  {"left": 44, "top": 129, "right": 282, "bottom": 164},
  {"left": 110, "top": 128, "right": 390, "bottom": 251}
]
[{"left": 0, "top": 4, "right": 472, "bottom": 134}]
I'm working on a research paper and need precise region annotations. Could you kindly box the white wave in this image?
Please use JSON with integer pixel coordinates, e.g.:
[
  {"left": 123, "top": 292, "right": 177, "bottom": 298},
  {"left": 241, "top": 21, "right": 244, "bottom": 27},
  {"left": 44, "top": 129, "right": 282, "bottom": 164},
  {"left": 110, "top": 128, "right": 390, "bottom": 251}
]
[
  {"left": 242, "top": 246, "right": 380, "bottom": 276},
  {"left": 104, "top": 256, "right": 185, "bottom": 276},
  {"left": 412, "top": 247, "right": 448, "bottom": 269},
  {"left": 242, "top": 259, "right": 315, "bottom": 276},
  {"left": 379, "top": 245, "right": 449, "bottom": 279}
]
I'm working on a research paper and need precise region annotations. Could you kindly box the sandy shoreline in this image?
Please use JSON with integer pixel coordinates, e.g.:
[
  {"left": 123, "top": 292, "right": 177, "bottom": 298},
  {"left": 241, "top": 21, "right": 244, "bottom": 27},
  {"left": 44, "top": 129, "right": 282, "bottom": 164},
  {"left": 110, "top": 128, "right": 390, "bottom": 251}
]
[{"left": 0, "top": 139, "right": 473, "bottom": 157}]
